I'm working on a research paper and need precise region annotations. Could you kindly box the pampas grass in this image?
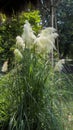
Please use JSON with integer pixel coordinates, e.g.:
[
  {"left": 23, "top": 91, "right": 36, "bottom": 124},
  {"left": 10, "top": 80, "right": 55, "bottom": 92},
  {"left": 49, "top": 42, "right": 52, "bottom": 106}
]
[
  {"left": 10, "top": 21, "right": 64, "bottom": 130},
  {"left": 1, "top": 21, "right": 73, "bottom": 130},
  {"left": 16, "top": 36, "right": 25, "bottom": 51},
  {"left": 1, "top": 60, "right": 8, "bottom": 72},
  {"left": 14, "top": 49, "right": 23, "bottom": 62},
  {"left": 15, "top": 21, "right": 58, "bottom": 57},
  {"left": 22, "top": 20, "right": 36, "bottom": 49}
]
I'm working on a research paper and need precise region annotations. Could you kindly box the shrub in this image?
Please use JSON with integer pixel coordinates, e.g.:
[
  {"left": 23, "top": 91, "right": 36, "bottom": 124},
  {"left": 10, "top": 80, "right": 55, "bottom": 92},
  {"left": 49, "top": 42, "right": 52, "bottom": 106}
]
[{"left": 0, "top": 11, "right": 41, "bottom": 69}]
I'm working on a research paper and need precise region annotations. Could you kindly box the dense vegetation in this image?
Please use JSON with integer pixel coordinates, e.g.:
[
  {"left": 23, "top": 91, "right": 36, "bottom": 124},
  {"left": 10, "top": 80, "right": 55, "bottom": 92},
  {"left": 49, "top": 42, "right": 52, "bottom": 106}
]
[
  {"left": 57, "top": 0, "right": 73, "bottom": 58},
  {"left": 0, "top": 11, "right": 41, "bottom": 69},
  {"left": 0, "top": 20, "right": 73, "bottom": 130},
  {"left": 0, "top": 0, "right": 73, "bottom": 130}
]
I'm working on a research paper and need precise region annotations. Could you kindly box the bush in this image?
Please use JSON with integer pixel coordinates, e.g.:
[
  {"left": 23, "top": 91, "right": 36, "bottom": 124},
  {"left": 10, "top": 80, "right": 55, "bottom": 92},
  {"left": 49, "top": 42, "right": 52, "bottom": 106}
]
[
  {"left": 0, "top": 11, "right": 41, "bottom": 69},
  {"left": 0, "top": 20, "right": 73, "bottom": 130}
]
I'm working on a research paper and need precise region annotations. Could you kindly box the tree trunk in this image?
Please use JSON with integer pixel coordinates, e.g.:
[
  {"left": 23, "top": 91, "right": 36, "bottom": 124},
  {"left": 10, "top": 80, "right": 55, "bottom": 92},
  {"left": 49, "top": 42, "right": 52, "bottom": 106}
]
[{"left": 50, "top": 0, "right": 54, "bottom": 67}]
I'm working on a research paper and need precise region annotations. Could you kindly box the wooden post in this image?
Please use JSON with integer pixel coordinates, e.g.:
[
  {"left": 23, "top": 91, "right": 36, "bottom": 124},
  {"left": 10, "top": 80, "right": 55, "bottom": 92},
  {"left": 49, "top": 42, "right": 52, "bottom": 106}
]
[
  {"left": 50, "top": 0, "right": 55, "bottom": 67},
  {"left": 55, "top": 15, "right": 59, "bottom": 58},
  {"left": 51, "top": 0, "right": 54, "bottom": 27},
  {"left": 50, "top": 0, "right": 61, "bottom": 66}
]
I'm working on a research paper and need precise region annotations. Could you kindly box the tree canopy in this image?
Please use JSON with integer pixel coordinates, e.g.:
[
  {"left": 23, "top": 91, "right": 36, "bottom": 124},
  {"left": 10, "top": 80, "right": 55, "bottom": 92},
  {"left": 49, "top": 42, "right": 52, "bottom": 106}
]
[
  {"left": 0, "top": 0, "right": 61, "bottom": 15},
  {"left": 57, "top": 0, "right": 73, "bottom": 58}
]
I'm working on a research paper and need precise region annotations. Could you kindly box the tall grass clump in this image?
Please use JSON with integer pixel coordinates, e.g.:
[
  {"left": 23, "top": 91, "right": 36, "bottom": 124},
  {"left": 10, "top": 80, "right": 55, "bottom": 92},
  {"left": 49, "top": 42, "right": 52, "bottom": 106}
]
[
  {"left": 0, "top": 20, "right": 73, "bottom": 130},
  {"left": 8, "top": 20, "right": 63, "bottom": 130}
]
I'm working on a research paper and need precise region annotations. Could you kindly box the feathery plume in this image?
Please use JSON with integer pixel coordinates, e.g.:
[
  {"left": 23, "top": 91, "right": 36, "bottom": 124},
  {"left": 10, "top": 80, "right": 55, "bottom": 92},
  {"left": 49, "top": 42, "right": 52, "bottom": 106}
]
[
  {"left": 14, "top": 49, "right": 23, "bottom": 62},
  {"left": 22, "top": 20, "right": 36, "bottom": 49},
  {"left": 54, "top": 59, "right": 65, "bottom": 72},
  {"left": 16, "top": 36, "right": 25, "bottom": 51},
  {"left": 40, "top": 27, "right": 56, "bottom": 36},
  {"left": 34, "top": 27, "right": 58, "bottom": 54},
  {"left": 1, "top": 60, "right": 8, "bottom": 72}
]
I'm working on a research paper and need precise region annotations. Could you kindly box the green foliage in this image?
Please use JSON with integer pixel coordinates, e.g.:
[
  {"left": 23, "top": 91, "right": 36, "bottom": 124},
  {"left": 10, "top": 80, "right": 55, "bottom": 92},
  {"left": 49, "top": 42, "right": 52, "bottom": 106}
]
[
  {"left": 0, "top": 74, "right": 13, "bottom": 129},
  {"left": 0, "top": 9, "right": 73, "bottom": 130},
  {"left": 0, "top": 11, "right": 41, "bottom": 66},
  {"left": 0, "top": 51, "right": 63, "bottom": 130},
  {"left": 0, "top": 52, "right": 73, "bottom": 130},
  {"left": 19, "top": 11, "right": 42, "bottom": 33},
  {"left": 57, "top": 0, "right": 73, "bottom": 58}
]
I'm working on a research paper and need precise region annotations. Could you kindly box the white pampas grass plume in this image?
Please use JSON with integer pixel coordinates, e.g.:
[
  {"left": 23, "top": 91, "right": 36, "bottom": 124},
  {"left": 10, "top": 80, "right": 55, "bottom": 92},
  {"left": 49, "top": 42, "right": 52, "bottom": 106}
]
[
  {"left": 54, "top": 59, "right": 65, "bottom": 72},
  {"left": 14, "top": 49, "right": 23, "bottom": 62},
  {"left": 22, "top": 20, "right": 36, "bottom": 48},
  {"left": 34, "top": 27, "right": 58, "bottom": 54},
  {"left": 16, "top": 36, "right": 25, "bottom": 51},
  {"left": 68, "top": 113, "right": 73, "bottom": 122},
  {"left": 34, "top": 37, "right": 54, "bottom": 54},
  {"left": 1, "top": 60, "right": 8, "bottom": 72},
  {"left": 40, "top": 27, "right": 56, "bottom": 36}
]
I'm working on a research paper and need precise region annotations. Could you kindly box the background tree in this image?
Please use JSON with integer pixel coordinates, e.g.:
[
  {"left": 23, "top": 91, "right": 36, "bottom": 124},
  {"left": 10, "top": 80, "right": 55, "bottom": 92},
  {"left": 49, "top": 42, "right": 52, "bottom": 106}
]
[{"left": 57, "top": 0, "right": 73, "bottom": 58}]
